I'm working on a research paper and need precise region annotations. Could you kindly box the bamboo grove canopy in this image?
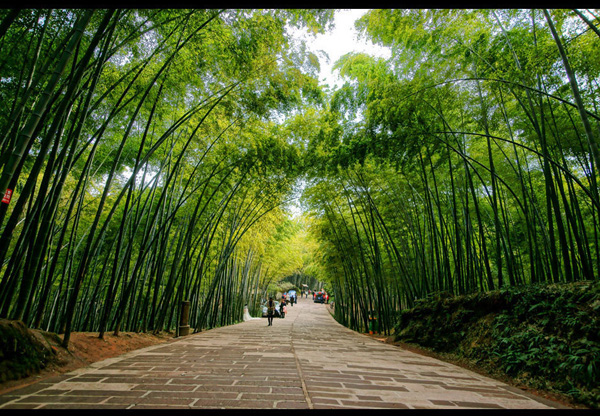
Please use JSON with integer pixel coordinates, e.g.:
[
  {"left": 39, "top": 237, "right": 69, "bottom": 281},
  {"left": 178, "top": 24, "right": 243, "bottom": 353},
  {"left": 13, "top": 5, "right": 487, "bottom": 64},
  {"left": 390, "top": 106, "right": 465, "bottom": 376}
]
[{"left": 0, "top": 9, "right": 599, "bottom": 345}]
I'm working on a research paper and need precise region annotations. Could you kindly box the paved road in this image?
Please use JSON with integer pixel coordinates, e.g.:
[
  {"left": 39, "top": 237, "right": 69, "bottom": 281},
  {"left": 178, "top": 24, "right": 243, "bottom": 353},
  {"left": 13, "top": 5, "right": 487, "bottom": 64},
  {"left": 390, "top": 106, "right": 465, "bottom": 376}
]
[{"left": 0, "top": 297, "right": 566, "bottom": 409}]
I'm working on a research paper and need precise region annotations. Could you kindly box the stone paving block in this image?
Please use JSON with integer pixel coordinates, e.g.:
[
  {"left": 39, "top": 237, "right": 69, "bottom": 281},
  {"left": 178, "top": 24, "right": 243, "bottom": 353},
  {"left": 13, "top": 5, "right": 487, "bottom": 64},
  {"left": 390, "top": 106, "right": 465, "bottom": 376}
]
[
  {"left": 234, "top": 380, "right": 290, "bottom": 387},
  {"left": 420, "top": 371, "right": 478, "bottom": 381},
  {"left": 304, "top": 381, "right": 344, "bottom": 388},
  {"left": 195, "top": 385, "right": 270, "bottom": 393},
  {"left": 430, "top": 399, "right": 457, "bottom": 406},
  {"left": 274, "top": 401, "right": 310, "bottom": 409},
  {"left": 133, "top": 404, "right": 191, "bottom": 409},
  {"left": 313, "top": 404, "right": 346, "bottom": 409},
  {"left": 393, "top": 378, "right": 447, "bottom": 386},
  {"left": 362, "top": 375, "right": 395, "bottom": 381},
  {"left": 311, "top": 397, "right": 341, "bottom": 405},
  {"left": 167, "top": 378, "right": 216, "bottom": 385},
  {"left": 146, "top": 391, "right": 239, "bottom": 400},
  {"left": 0, "top": 396, "right": 17, "bottom": 405},
  {"left": 101, "top": 377, "right": 172, "bottom": 384},
  {"left": 402, "top": 360, "right": 446, "bottom": 367},
  {"left": 41, "top": 404, "right": 130, "bottom": 409},
  {"left": 51, "top": 382, "right": 138, "bottom": 391},
  {"left": 346, "top": 364, "right": 398, "bottom": 371},
  {"left": 125, "top": 356, "right": 172, "bottom": 361},
  {"left": 131, "top": 384, "right": 196, "bottom": 391},
  {"left": 303, "top": 373, "right": 362, "bottom": 381},
  {"left": 65, "top": 390, "right": 144, "bottom": 397},
  {"left": 191, "top": 378, "right": 238, "bottom": 385},
  {"left": 306, "top": 387, "right": 353, "bottom": 395},
  {"left": 101, "top": 373, "right": 175, "bottom": 383},
  {"left": 2, "top": 403, "right": 43, "bottom": 409},
  {"left": 237, "top": 376, "right": 268, "bottom": 381},
  {"left": 452, "top": 400, "right": 505, "bottom": 408},
  {"left": 308, "top": 392, "right": 354, "bottom": 399},
  {"left": 240, "top": 393, "right": 305, "bottom": 401},
  {"left": 38, "top": 376, "right": 72, "bottom": 384},
  {"left": 478, "top": 392, "right": 524, "bottom": 400},
  {"left": 340, "top": 400, "right": 410, "bottom": 408},
  {"left": 342, "top": 383, "right": 410, "bottom": 392},
  {"left": 3, "top": 384, "right": 53, "bottom": 396},
  {"left": 340, "top": 370, "right": 406, "bottom": 379},
  {"left": 356, "top": 395, "right": 383, "bottom": 401},
  {"left": 270, "top": 387, "right": 305, "bottom": 395},
  {"left": 443, "top": 385, "right": 504, "bottom": 393},
  {"left": 15, "top": 395, "right": 107, "bottom": 404},
  {"left": 66, "top": 376, "right": 106, "bottom": 382},
  {"left": 190, "top": 399, "right": 274, "bottom": 408},
  {"left": 105, "top": 396, "right": 191, "bottom": 406}
]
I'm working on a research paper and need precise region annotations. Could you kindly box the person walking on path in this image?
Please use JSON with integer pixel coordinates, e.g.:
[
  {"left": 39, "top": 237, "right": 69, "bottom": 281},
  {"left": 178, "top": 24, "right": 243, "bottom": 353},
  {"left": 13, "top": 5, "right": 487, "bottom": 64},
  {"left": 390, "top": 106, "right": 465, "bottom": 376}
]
[
  {"left": 279, "top": 299, "right": 286, "bottom": 318},
  {"left": 290, "top": 295, "right": 294, "bottom": 306},
  {"left": 267, "top": 297, "right": 276, "bottom": 326}
]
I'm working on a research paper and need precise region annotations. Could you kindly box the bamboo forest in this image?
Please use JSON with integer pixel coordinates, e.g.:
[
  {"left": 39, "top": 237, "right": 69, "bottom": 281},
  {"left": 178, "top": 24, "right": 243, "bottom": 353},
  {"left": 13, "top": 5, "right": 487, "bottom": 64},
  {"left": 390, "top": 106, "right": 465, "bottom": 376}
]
[{"left": 0, "top": 8, "right": 599, "bottom": 373}]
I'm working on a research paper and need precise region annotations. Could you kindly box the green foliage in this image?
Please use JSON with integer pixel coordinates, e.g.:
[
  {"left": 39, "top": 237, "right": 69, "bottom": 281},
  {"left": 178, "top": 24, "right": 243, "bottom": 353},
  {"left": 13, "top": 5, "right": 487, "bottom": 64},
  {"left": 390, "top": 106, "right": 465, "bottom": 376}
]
[
  {"left": 303, "top": 9, "right": 600, "bottom": 347},
  {"left": 395, "top": 281, "right": 600, "bottom": 408},
  {"left": 0, "top": 8, "right": 336, "bottom": 343}
]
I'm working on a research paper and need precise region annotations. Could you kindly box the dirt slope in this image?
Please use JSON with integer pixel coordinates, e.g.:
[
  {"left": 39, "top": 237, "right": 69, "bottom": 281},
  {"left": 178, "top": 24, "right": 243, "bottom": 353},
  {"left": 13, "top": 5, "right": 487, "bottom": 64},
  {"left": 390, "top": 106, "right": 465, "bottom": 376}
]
[{"left": 0, "top": 320, "right": 172, "bottom": 395}]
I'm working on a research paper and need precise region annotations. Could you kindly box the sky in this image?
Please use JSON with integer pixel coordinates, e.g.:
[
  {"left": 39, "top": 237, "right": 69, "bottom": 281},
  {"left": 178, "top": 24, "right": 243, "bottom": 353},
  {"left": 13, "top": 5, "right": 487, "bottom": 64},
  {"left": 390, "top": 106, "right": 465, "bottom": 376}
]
[
  {"left": 286, "top": 10, "right": 392, "bottom": 219},
  {"left": 300, "top": 9, "right": 391, "bottom": 89}
]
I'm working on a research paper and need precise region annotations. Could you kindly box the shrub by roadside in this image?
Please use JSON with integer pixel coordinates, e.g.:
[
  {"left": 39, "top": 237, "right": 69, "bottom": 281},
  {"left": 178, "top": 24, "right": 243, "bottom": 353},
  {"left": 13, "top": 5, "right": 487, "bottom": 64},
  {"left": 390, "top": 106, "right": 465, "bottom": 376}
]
[
  {"left": 0, "top": 320, "right": 59, "bottom": 383},
  {"left": 394, "top": 281, "right": 600, "bottom": 408}
]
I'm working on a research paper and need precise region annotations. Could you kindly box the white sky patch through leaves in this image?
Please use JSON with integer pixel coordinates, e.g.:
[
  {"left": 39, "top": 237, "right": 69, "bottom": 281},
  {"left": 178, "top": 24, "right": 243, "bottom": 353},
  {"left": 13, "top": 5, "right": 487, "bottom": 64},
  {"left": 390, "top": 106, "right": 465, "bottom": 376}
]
[
  {"left": 304, "top": 9, "right": 392, "bottom": 89},
  {"left": 286, "top": 9, "right": 392, "bottom": 219}
]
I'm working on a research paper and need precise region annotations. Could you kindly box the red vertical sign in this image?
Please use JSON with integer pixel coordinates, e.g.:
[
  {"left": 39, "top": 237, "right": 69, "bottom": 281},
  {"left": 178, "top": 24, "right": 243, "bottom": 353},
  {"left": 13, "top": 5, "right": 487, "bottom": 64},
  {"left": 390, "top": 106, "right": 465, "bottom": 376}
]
[{"left": 2, "top": 189, "right": 12, "bottom": 204}]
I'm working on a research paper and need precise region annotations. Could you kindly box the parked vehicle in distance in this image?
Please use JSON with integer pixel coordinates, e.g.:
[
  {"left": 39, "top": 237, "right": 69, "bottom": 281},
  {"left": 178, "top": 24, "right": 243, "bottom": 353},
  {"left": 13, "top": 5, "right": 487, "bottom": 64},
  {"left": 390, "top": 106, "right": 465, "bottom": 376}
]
[
  {"left": 288, "top": 290, "right": 297, "bottom": 301},
  {"left": 262, "top": 301, "right": 281, "bottom": 318},
  {"left": 314, "top": 291, "right": 325, "bottom": 303}
]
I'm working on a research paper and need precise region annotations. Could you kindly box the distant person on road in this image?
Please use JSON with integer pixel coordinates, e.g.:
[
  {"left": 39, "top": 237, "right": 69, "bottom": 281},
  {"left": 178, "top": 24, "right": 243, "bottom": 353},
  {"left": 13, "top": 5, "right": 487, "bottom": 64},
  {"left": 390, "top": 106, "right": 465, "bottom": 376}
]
[
  {"left": 312, "top": 291, "right": 315, "bottom": 300},
  {"left": 267, "top": 297, "right": 276, "bottom": 326},
  {"left": 279, "top": 299, "right": 286, "bottom": 318},
  {"left": 290, "top": 295, "right": 294, "bottom": 306},
  {"left": 325, "top": 292, "right": 329, "bottom": 304}
]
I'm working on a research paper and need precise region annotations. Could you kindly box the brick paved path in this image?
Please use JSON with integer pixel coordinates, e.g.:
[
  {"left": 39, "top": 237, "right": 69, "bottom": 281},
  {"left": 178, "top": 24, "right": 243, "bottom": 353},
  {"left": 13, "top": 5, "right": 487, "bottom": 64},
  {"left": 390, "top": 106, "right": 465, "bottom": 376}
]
[{"left": 0, "top": 297, "right": 567, "bottom": 409}]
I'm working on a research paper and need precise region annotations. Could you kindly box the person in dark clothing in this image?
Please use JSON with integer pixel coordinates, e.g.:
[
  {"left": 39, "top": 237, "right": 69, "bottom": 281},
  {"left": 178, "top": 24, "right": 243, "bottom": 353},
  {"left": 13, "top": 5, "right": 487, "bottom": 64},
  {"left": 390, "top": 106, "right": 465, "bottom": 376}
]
[
  {"left": 267, "top": 297, "right": 276, "bottom": 326},
  {"left": 279, "top": 299, "right": 286, "bottom": 318}
]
